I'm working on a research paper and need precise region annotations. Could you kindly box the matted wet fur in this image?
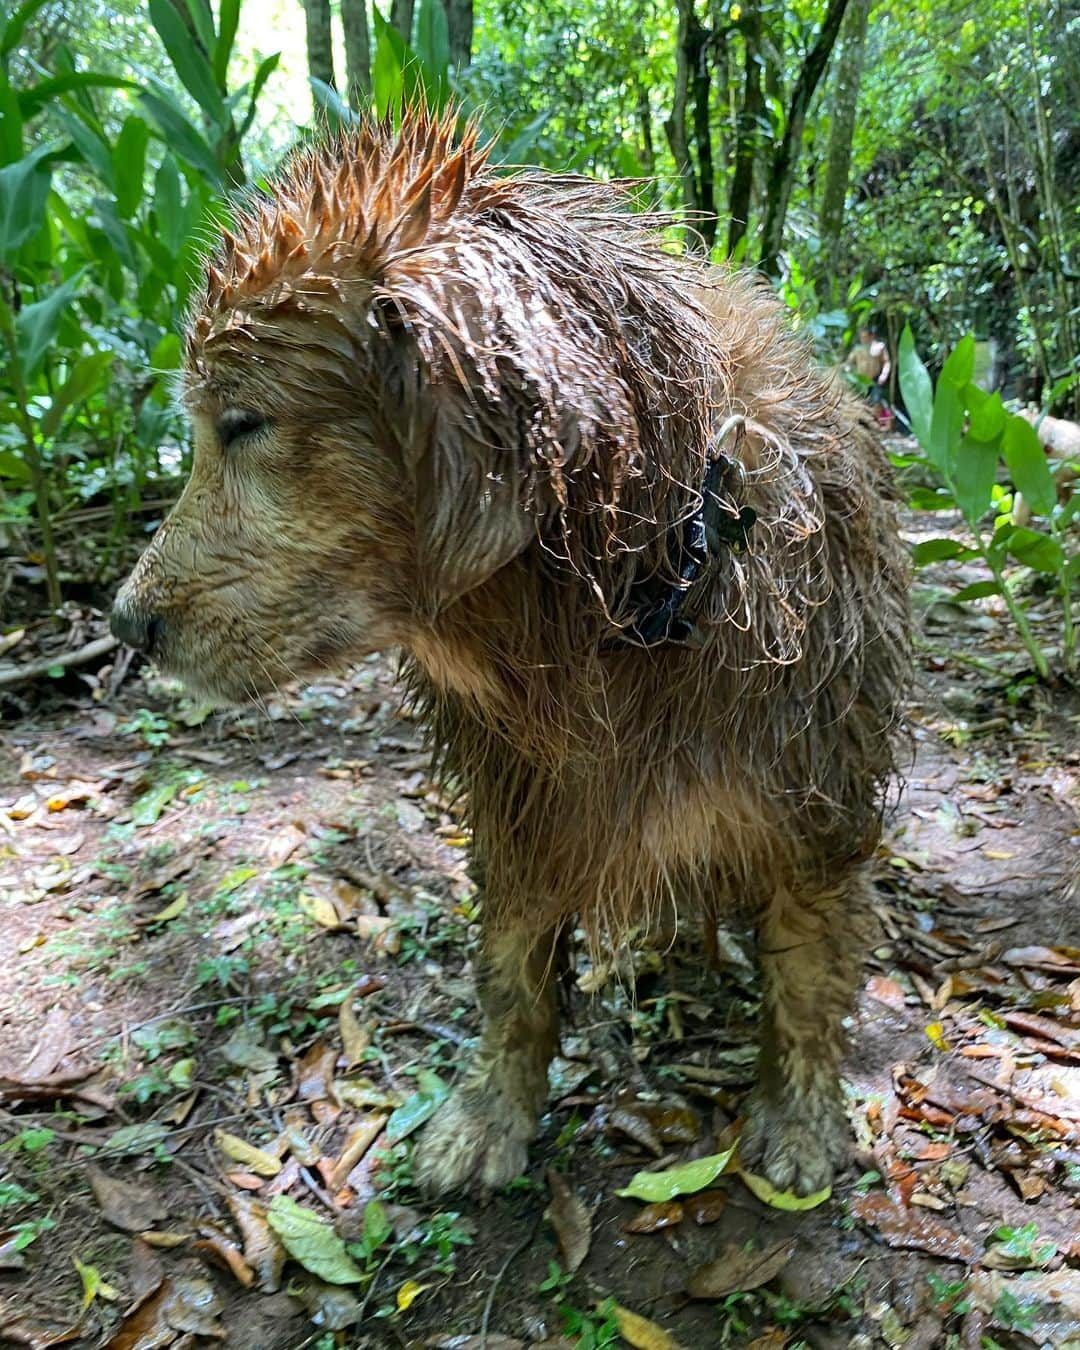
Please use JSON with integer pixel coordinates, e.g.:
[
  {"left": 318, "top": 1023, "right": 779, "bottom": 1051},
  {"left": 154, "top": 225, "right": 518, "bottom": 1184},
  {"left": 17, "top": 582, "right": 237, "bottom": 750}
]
[{"left": 112, "top": 104, "right": 912, "bottom": 1197}]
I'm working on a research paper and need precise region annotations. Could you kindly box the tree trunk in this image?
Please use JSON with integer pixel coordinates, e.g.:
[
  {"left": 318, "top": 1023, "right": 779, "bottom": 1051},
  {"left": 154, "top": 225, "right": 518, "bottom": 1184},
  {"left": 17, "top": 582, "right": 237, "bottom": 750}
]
[
  {"left": 726, "top": 3, "right": 763, "bottom": 258},
  {"left": 391, "top": 0, "right": 415, "bottom": 44},
  {"left": 302, "top": 0, "right": 336, "bottom": 97},
  {"left": 341, "top": 0, "right": 371, "bottom": 105},
  {"left": 664, "top": 0, "right": 702, "bottom": 249},
  {"left": 818, "top": 0, "right": 870, "bottom": 289},
  {"left": 758, "top": 0, "right": 851, "bottom": 276},
  {"left": 689, "top": 14, "right": 716, "bottom": 250},
  {"left": 443, "top": 0, "right": 473, "bottom": 68}
]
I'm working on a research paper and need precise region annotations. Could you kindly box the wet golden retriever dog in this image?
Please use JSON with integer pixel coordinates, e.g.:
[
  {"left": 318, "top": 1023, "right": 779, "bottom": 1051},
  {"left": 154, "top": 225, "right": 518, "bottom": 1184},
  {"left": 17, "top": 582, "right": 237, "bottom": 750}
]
[{"left": 112, "top": 105, "right": 911, "bottom": 1197}]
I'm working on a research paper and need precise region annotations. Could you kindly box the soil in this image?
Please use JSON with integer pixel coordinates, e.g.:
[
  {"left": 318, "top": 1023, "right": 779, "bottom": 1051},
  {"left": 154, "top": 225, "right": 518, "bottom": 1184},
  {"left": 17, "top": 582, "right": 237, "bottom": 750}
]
[{"left": 0, "top": 509, "right": 1078, "bottom": 1350}]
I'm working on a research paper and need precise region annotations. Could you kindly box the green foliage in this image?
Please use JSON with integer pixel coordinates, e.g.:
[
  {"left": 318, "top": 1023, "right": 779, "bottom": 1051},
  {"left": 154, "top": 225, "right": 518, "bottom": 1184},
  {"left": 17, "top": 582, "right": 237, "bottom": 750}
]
[
  {"left": 901, "top": 326, "right": 1076, "bottom": 678},
  {"left": 0, "top": 0, "right": 276, "bottom": 610}
]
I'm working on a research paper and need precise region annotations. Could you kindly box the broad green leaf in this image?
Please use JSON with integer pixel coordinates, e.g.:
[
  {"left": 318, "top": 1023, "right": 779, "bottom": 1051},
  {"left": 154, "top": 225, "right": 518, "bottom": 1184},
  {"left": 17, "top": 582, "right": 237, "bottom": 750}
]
[
  {"left": 372, "top": 10, "right": 408, "bottom": 119},
  {"left": 415, "top": 0, "right": 450, "bottom": 100},
  {"left": 908, "top": 486, "right": 956, "bottom": 511},
  {"left": 184, "top": 0, "right": 217, "bottom": 52},
  {"left": 309, "top": 77, "right": 360, "bottom": 132},
  {"left": 928, "top": 379, "right": 963, "bottom": 475},
  {"left": 737, "top": 1166, "right": 831, "bottom": 1211},
  {"left": 952, "top": 433, "right": 997, "bottom": 524},
  {"left": 14, "top": 269, "right": 86, "bottom": 380},
  {"left": 0, "top": 68, "right": 22, "bottom": 163},
  {"left": 953, "top": 579, "right": 1001, "bottom": 602},
  {"left": 966, "top": 385, "right": 1005, "bottom": 443},
  {"left": 616, "top": 1144, "right": 737, "bottom": 1203},
  {"left": 214, "top": 0, "right": 241, "bottom": 86},
  {"left": 267, "top": 1194, "right": 364, "bottom": 1284},
  {"left": 384, "top": 1069, "right": 450, "bottom": 1143},
  {"left": 40, "top": 351, "right": 113, "bottom": 438},
  {"left": 17, "top": 73, "right": 134, "bottom": 119},
  {"left": 130, "top": 779, "right": 181, "bottom": 827},
  {"left": 114, "top": 116, "right": 150, "bottom": 220},
  {"left": 1002, "top": 416, "right": 1056, "bottom": 517},
  {"left": 939, "top": 334, "right": 975, "bottom": 388},
  {"left": 897, "top": 325, "right": 932, "bottom": 452},
  {"left": 0, "top": 142, "right": 56, "bottom": 257},
  {"left": 0, "top": 451, "right": 31, "bottom": 484},
  {"left": 1008, "top": 528, "right": 1063, "bottom": 574},
  {"left": 139, "top": 90, "right": 222, "bottom": 184},
  {"left": 53, "top": 106, "right": 115, "bottom": 185},
  {"left": 149, "top": 0, "right": 226, "bottom": 125},
  {"left": 153, "top": 153, "right": 183, "bottom": 252},
  {"left": 911, "top": 538, "right": 972, "bottom": 566}
]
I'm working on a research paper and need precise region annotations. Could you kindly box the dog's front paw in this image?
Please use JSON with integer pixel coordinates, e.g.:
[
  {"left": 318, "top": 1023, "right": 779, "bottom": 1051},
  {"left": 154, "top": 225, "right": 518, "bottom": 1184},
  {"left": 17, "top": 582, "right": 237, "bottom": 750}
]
[
  {"left": 739, "top": 1091, "right": 848, "bottom": 1196},
  {"left": 413, "top": 1085, "right": 535, "bottom": 1197}
]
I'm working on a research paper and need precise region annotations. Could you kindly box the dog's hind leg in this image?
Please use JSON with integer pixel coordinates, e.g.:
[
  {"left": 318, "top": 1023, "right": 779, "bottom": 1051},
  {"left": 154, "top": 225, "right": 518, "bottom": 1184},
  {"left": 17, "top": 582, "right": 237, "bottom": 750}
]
[
  {"left": 738, "top": 870, "right": 870, "bottom": 1196},
  {"left": 414, "top": 921, "right": 563, "bottom": 1196}
]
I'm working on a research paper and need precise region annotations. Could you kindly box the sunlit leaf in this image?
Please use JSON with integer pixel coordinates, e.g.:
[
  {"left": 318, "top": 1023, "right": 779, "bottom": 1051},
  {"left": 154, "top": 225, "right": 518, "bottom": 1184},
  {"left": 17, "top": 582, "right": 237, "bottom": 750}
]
[
  {"left": 616, "top": 1144, "right": 737, "bottom": 1202},
  {"left": 266, "top": 1194, "right": 363, "bottom": 1284}
]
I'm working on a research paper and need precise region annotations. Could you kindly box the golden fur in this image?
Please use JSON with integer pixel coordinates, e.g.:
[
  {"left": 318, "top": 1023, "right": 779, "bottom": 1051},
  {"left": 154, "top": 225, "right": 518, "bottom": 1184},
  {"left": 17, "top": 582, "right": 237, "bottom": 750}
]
[{"left": 113, "top": 105, "right": 912, "bottom": 1196}]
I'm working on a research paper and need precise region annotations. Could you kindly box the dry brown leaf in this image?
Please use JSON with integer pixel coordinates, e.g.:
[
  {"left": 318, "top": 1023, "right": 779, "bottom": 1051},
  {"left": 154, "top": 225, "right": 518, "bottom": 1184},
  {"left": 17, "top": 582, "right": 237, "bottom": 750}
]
[
  {"left": 296, "top": 1042, "right": 337, "bottom": 1104},
  {"left": 866, "top": 974, "right": 907, "bottom": 1010},
  {"left": 265, "top": 824, "right": 306, "bottom": 867},
  {"left": 686, "top": 1239, "right": 796, "bottom": 1300},
  {"left": 623, "top": 1200, "right": 684, "bottom": 1234},
  {"left": 89, "top": 1167, "right": 166, "bottom": 1232},
  {"left": 226, "top": 1193, "right": 286, "bottom": 1293},
  {"left": 137, "top": 1231, "right": 190, "bottom": 1249},
  {"left": 612, "top": 1303, "right": 684, "bottom": 1349},
  {"left": 608, "top": 1106, "right": 663, "bottom": 1156},
  {"left": 298, "top": 891, "right": 343, "bottom": 929},
  {"left": 19, "top": 1008, "right": 75, "bottom": 1082},
  {"left": 339, "top": 995, "right": 371, "bottom": 1070},
  {"left": 682, "top": 1189, "right": 727, "bottom": 1225},
  {"left": 329, "top": 1114, "right": 388, "bottom": 1191},
  {"left": 545, "top": 1169, "right": 591, "bottom": 1274},
  {"left": 104, "top": 1275, "right": 225, "bottom": 1348},
  {"left": 192, "top": 1230, "right": 255, "bottom": 1287},
  {"left": 849, "top": 1191, "right": 976, "bottom": 1262},
  {"left": 214, "top": 1129, "right": 281, "bottom": 1178}
]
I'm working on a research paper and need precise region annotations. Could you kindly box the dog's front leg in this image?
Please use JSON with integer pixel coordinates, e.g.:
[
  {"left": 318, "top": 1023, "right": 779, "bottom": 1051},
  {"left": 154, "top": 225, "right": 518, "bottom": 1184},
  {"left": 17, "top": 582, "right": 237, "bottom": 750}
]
[{"left": 415, "top": 920, "right": 562, "bottom": 1196}]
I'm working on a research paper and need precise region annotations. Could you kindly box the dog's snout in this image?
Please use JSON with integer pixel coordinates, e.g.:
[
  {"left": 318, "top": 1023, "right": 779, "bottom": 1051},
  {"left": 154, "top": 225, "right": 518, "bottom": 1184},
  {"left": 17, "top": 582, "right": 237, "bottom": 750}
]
[{"left": 110, "top": 601, "right": 163, "bottom": 655}]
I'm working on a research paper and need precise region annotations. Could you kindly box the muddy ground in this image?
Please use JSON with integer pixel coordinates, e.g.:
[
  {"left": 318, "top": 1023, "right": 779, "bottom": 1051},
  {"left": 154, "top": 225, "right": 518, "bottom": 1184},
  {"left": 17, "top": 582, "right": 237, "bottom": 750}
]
[{"left": 0, "top": 515, "right": 1078, "bottom": 1350}]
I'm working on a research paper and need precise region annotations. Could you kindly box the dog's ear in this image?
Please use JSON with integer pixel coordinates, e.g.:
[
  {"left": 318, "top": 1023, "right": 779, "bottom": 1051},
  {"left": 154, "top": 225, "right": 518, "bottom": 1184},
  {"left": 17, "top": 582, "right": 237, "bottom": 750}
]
[{"left": 410, "top": 380, "right": 538, "bottom": 616}]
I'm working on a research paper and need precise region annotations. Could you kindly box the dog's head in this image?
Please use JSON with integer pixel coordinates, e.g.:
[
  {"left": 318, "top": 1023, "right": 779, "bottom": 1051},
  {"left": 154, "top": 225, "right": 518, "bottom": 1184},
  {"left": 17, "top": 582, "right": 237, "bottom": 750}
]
[{"left": 111, "top": 107, "right": 717, "bottom": 702}]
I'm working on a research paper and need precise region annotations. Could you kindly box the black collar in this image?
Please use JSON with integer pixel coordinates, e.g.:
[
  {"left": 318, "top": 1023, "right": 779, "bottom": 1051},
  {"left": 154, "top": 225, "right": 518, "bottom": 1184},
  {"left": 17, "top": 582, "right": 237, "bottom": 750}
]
[{"left": 614, "top": 414, "right": 755, "bottom": 649}]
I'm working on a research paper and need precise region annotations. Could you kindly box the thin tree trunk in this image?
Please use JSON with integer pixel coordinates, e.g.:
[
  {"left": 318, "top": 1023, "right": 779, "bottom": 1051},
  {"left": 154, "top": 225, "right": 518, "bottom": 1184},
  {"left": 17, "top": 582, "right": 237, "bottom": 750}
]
[
  {"left": 727, "top": 2, "right": 762, "bottom": 258},
  {"left": 341, "top": 0, "right": 371, "bottom": 105},
  {"left": 302, "top": 0, "right": 336, "bottom": 98},
  {"left": 391, "top": 0, "right": 415, "bottom": 44},
  {"left": 443, "top": 0, "right": 473, "bottom": 68},
  {"left": 665, "top": 0, "right": 701, "bottom": 249},
  {"left": 818, "top": 0, "right": 870, "bottom": 291},
  {"left": 689, "top": 14, "right": 716, "bottom": 250},
  {"left": 758, "top": 0, "right": 851, "bottom": 276}
]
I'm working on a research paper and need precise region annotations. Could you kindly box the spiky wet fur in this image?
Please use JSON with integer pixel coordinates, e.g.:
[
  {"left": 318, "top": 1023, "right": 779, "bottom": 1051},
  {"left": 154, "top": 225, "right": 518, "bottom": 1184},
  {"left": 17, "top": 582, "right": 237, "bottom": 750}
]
[{"left": 115, "top": 105, "right": 912, "bottom": 1197}]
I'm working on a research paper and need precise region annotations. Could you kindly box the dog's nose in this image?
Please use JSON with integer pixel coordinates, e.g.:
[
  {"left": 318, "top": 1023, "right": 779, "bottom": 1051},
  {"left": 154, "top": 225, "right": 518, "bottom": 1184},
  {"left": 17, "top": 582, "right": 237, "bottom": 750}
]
[{"left": 110, "top": 603, "right": 163, "bottom": 655}]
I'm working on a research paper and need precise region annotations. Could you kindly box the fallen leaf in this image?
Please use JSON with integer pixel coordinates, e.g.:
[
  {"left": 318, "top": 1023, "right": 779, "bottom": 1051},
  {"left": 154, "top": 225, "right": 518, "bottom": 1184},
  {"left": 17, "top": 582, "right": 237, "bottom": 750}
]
[
  {"left": 328, "top": 1114, "right": 388, "bottom": 1192},
  {"left": 104, "top": 1276, "right": 225, "bottom": 1348},
  {"left": 612, "top": 1303, "right": 684, "bottom": 1349},
  {"left": 736, "top": 1167, "right": 831, "bottom": 1212},
  {"left": 623, "top": 1200, "right": 683, "bottom": 1234},
  {"left": 682, "top": 1190, "right": 727, "bottom": 1225},
  {"left": 849, "top": 1190, "right": 976, "bottom": 1262},
  {"left": 137, "top": 1231, "right": 190, "bottom": 1249},
  {"left": 266, "top": 1194, "right": 363, "bottom": 1285},
  {"left": 215, "top": 1130, "right": 281, "bottom": 1178},
  {"left": 142, "top": 892, "right": 188, "bottom": 925},
  {"left": 74, "top": 1255, "right": 120, "bottom": 1309},
  {"left": 545, "top": 1169, "right": 591, "bottom": 1274},
  {"left": 293, "top": 1279, "right": 364, "bottom": 1329},
  {"left": 866, "top": 975, "right": 907, "bottom": 1010},
  {"left": 338, "top": 995, "right": 371, "bottom": 1070},
  {"left": 298, "top": 891, "right": 343, "bottom": 929},
  {"left": 296, "top": 1041, "right": 338, "bottom": 1105},
  {"left": 88, "top": 1168, "right": 166, "bottom": 1232},
  {"left": 396, "top": 1278, "right": 428, "bottom": 1311},
  {"left": 616, "top": 1144, "right": 737, "bottom": 1203},
  {"left": 385, "top": 1070, "right": 449, "bottom": 1144},
  {"left": 687, "top": 1239, "right": 796, "bottom": 1300},
  {"left": 227, "top": 1194, "right": 286, "bottom": 1292},
  {"left": 20, "top": 1008, "right": 75, "bottom": 1082}
]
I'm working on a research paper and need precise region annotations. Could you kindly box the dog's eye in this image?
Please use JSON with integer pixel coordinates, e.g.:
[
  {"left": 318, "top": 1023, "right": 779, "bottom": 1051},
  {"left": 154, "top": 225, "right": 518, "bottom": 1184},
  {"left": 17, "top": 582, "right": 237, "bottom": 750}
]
[{"left": 216, "top": 409, "right": 270, "bottom": 449}]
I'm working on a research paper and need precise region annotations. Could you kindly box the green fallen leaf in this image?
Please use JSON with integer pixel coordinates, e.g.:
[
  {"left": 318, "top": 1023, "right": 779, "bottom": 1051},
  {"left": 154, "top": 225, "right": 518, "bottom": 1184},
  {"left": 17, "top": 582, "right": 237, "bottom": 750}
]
[
  {"left": 616, "top": 1144, "right": 737, "bottom": 1203},
  {"left": 736, "top": 1165, "right": 831, "bottom": 1211},
  {"left": 267, "top": 1194, "right": 364, "bottom": 1284},
  {"left": 131, "top": 780, "right": 180, "bottom": 827},
  {"left": 385, "top": 1069, "right": 450, "bottom": 1144},
  {"left": 74, "top": 1255, "right": 120, "bottom": 1308}
]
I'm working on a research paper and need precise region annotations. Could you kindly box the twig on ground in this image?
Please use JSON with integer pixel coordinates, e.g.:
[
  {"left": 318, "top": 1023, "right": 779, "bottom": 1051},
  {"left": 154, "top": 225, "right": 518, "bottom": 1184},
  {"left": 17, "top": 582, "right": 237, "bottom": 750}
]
[
  {"left": 0, "top": 634, "right": 118, "bottom": 688},
  {"left": 480, "top": 1213, "right": 541, "bottom": 1350}
]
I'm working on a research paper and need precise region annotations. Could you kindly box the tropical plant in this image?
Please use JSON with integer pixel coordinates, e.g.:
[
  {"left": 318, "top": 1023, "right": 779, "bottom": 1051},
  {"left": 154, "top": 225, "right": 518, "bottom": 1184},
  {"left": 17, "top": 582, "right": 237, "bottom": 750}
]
[{"left": 899, "top": 327, "right": 1077, "bottom": 679}]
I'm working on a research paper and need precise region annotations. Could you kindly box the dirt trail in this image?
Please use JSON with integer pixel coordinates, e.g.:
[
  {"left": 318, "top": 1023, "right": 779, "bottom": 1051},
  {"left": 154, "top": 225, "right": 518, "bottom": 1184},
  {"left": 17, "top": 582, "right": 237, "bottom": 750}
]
[{"left": 0, "top": 556, "right": 1078, "bottom": 1349}]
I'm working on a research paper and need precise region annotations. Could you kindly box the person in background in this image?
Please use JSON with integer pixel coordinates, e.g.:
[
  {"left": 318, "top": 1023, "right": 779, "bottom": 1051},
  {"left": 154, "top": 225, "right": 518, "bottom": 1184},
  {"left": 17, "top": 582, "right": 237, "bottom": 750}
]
[{"left": 847, "top": 326, "right": 893, "bottom": 430}]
